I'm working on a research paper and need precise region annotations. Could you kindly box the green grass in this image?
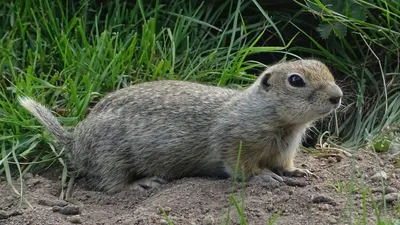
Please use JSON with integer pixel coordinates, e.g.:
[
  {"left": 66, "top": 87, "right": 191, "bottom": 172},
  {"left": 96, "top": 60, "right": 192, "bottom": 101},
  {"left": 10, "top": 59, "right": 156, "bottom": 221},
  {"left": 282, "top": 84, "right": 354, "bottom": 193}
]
[
  {"left": 292, "top": 0, "right": 400, "bottom": 150},
  {"left": 1, "top": 0, "right": 290, "bottom": 174},
  {"left": 1, "top": 0, "right": 400, "bottom": 224}
]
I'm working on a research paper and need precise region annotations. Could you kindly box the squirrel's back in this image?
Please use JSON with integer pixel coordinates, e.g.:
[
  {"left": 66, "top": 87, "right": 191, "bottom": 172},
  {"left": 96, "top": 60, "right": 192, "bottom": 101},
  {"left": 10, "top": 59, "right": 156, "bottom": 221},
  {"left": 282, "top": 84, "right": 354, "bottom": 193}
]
[{"left": 89, "top": 80, "right": 240, "bottom": 116}]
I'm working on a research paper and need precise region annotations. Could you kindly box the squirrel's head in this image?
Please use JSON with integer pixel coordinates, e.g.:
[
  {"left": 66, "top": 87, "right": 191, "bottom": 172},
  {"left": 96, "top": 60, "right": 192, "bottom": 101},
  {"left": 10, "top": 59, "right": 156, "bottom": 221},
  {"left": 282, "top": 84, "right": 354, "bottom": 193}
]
[{"left": 254, "top": 59, "right": 343, "bottom": 125}]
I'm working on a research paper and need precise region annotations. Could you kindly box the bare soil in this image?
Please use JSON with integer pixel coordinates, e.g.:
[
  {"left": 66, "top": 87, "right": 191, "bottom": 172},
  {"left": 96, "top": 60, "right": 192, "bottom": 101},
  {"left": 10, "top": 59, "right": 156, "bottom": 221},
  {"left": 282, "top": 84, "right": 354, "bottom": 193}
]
[{"left": 1, "top": 149, "right": 400, "bottom": 225}]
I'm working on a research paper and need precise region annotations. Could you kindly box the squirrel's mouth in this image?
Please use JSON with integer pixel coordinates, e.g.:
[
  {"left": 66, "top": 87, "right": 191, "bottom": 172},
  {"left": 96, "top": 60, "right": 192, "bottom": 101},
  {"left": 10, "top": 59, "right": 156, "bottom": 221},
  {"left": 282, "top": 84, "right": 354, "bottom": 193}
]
[
  {"left": 318, "top": 108, "right": 335, "bottom": 116},
  {"left": 332, "top": 103, "right": 341, "bottom": 111}
]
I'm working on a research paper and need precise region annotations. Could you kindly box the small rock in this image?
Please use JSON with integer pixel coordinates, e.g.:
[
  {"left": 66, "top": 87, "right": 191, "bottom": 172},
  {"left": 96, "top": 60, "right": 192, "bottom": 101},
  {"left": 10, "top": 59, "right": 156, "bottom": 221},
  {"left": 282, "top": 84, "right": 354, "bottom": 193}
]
[
  {"left": 202, "top": 215, "right": 214, "bottom": 225},
  {"left": 169, "top": 216, "right": 179, "bottom": 222},
  {"left": 159, "top": 206, "right": 171, "bottom": 215},
  {"left": 0, "top": 210, "right": 22, "bottom": 220},
  {"left": 159, "top": 219, "right": 169, "bottom": 225},
  {"left": 319, "top": 203, "right": 330, "bottom": 211},
  {"left": 38, "top": 199, "right": 68, "bottom": 207},
  {"left": 0, "top": 210, "right": 9, "bottom": 219},
  {"left": 284, "top": 178, "right": 308, "bottom": 187},
  {"left": 23, "top": 173, "right": 33, "bottom": 180},
  {"left": 120, "top": 218, "right": 136, "bottom": 225},
  {"left": 371, "top": 171, "right": 387, "bottom": 182},
  {"left": 372, "top": 186, "right": 398, "bottom": 194},
  {"left": 328, "top": 217, "right": 337, "bottom": 224},
  {"left": 386, "top": 186, "right": 398, "bottom": 194},
  {"left": 53, "top": 205, "right": 81, "bottom": 215},
  {"left": 385, "top": 193, "right": 400, "bottom": 204},
  {"left": 312, "top": 195, "right": 337, "bottom": 206},
  {"left": 327, "top": 157, "right": 336, "bottom": 163},
  {"left": 26, "top": 178, "right": 41, "bottom": 187},
  {"left": 8, "top": 210, "right": 22, "bottom": 217},
  {"left": 67, "top": 215, "right": 82, "bottom": 224},
  {"left": 52, "top": 206, "right": 61, "bottom": 212},
  {"left": 4, "top": 196, "right": 16, "bottom": 207},
  {"left": 134, "top": 219, "right": 144, "bottom": 224}
]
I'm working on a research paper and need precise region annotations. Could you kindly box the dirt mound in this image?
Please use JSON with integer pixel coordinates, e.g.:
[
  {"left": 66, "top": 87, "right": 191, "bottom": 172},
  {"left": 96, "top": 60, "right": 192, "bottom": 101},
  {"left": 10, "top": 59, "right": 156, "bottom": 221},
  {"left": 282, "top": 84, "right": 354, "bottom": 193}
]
[{"left": 1, "top": 150, "right": 400, "bottom": 225}]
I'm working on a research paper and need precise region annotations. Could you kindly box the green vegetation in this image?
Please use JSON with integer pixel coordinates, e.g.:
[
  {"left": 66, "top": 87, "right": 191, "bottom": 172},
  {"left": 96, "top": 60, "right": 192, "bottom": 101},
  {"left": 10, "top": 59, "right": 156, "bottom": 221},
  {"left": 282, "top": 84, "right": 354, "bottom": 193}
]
[
  {"left": 1, "top": 0, "right": 400, "bottom": 224},
  {"left": 298, "top": 0, "right": 400, "bottom": 150},
  {"left": 1, "top": 0, "right": 292, "bottom": 174}
]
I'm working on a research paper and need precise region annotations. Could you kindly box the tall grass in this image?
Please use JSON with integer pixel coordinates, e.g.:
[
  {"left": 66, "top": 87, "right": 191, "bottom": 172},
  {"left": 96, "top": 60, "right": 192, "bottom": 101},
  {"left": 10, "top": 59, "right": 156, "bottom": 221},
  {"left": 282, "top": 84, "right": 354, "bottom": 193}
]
[
  {"left": 0, "top": 0, "right": 290, "bottom": 174},
  {"left": 289, "top": 0, "right": 400, "bottom": 149}
]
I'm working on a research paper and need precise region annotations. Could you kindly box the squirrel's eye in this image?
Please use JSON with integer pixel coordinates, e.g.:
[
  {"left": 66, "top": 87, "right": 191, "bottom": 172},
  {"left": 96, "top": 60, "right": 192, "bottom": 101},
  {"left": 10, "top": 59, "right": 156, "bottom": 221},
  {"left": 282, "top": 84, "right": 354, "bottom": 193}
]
[{"left": 288, "top": 74, "right": 306, "bottom": 87}]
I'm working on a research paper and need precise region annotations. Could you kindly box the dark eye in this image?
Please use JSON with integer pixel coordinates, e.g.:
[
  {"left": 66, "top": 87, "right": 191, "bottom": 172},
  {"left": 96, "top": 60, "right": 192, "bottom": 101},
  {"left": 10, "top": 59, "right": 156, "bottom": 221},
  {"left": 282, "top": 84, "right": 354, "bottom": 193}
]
[{"left": 288, "top": 74, "right": 306, "bottom": 87}]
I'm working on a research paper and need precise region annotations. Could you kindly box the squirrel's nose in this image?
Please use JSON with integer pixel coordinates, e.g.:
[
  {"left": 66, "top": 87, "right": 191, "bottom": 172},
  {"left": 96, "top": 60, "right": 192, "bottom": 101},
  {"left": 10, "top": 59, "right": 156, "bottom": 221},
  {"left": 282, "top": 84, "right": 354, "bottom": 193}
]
[
  {"left": 329, "top": 96, "right": 342, "bottom": 105},
  {"left": 327, "top": 83, "right": 343, "bottom": 105}
]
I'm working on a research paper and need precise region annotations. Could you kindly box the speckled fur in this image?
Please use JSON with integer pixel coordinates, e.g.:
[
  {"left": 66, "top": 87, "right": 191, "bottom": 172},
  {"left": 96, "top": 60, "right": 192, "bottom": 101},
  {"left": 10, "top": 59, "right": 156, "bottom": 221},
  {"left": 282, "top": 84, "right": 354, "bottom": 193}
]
[{"left": 18, "top": 59, "right": 343, "bottom": 193}]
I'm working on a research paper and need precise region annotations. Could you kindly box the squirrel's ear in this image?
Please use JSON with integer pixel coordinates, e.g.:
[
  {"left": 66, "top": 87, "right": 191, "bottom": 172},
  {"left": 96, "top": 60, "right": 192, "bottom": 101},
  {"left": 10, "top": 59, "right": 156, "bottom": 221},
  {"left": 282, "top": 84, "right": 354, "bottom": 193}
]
[{"left": 260, "top": 72, "right": 271, "bottom": 91}]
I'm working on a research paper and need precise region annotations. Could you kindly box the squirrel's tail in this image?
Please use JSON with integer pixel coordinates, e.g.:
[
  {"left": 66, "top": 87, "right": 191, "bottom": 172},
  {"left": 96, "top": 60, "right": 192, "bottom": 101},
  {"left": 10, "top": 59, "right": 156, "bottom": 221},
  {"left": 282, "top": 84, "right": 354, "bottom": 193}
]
[{"left": 18, "top": 96, "right": 73, "bottom": 148}]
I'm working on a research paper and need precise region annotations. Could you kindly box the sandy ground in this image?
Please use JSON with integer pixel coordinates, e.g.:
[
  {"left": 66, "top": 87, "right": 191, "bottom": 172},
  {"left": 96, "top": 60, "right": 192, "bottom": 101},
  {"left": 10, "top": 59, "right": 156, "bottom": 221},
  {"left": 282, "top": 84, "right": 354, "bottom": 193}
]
[{"left": 1, "top": 149, "right": 400, "bottom": 225}]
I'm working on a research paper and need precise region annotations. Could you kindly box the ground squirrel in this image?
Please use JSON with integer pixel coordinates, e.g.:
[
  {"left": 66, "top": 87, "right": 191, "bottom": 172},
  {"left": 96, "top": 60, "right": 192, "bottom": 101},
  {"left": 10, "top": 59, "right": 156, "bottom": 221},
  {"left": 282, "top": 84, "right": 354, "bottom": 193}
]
[{"left": 19, "top": 59, "right": 343, "bottom": 193}]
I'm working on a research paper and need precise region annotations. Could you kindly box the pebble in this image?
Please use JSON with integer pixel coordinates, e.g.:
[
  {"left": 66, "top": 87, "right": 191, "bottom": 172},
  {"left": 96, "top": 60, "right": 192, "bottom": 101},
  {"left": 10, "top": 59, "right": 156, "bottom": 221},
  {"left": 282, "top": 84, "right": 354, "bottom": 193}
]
[
  {"left": 159, "top": 206, "right": 171, "bottom": 215},
  {"left": 329, "top": 217, "right": 337, "bottom": 224},
  {"left": 67, "top": 215, "right": 83, "bottom": 224},
  {"left": 26, "top": 178, "right": 41, "bottom": 187},
  {"left": 327, "top": 157, "right": 336, "bottom": 163},
  {"left": 371, "top": 171, "right": 387, "bottom": 182},
  {"left": 312, "top": 195, "right": 337, "bottom": 206},
  {"left": 159, "top": 219, "right": 169, "bottom": 225},
  {"left": 0, "top": 210, "right": 8, "bottom": 219},
  {"left": 202, "top": 215, "right": 215, "bottom": 225},
  {"left": 384, "top": 193, "right": 400, "bottom": 204},
  {"left": 386, "top": 186, "right": 398, "bottom": 194},
  {"left": 23, "top": 173, "right": 33, "bottom": 180},
  {"left": 0, "top": 210, "right": 22, "bottom": 220},
  {"left": 284, "top": 178, "right": 308, "bottom": 187},
  {"left": 38, "top": 199, "right": 68, "bottom": 207},
  {"left": 120, "top": 218, "right": 137, "bottom": 225},
  {"left": 319, "top": 203, "right": 330, "bottom": 211},
  {"left": 372, "top": 186, "right": 397, "bottom": 194},
  {"left": 53, "top": 205, "right": 81, "bottom": 215}
]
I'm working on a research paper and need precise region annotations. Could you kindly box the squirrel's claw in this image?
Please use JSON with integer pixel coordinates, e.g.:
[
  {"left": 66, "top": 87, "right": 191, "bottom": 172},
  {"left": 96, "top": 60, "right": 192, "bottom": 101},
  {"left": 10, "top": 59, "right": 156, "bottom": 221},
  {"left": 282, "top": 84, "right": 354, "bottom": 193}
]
[{"left": 288, "top": 168, "right": 319, "bottom": 179}]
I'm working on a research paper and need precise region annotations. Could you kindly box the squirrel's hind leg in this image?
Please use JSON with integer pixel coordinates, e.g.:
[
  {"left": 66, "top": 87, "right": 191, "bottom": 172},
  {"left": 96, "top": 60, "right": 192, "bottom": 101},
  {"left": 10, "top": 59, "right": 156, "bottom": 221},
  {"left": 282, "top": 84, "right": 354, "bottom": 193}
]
[
  {"left": 248, "top": 170, "right": 284, "bottom": 188},
  {"left": 129, "top": 176, "right": 168, "bottom": 192}
]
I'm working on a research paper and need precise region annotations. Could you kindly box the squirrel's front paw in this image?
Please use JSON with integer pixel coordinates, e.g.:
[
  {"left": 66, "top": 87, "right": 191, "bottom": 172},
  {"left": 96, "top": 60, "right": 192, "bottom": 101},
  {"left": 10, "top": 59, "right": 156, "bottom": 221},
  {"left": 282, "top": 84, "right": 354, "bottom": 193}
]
[{"left": 276, "top": 167, "right": 317, "bottom": 178}]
